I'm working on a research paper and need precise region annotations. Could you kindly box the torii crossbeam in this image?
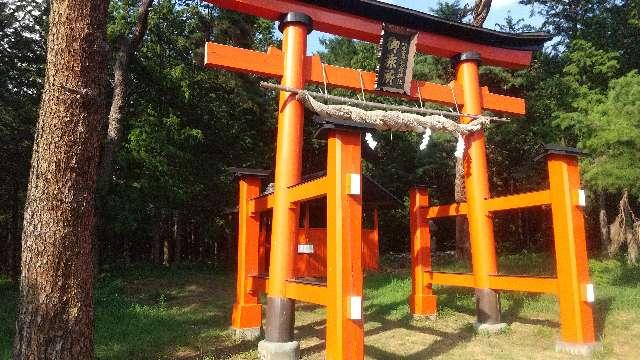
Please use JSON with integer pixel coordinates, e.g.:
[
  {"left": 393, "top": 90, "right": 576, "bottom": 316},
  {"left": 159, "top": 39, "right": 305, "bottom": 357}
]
[{"left": 201, "top": 0, "right": 594, "bottom": 359}]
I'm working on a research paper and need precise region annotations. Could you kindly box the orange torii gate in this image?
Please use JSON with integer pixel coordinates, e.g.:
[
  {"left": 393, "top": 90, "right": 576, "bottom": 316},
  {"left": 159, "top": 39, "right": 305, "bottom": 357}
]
[{"left": 202, "top": 0, "right": 597, "bottom": 358}]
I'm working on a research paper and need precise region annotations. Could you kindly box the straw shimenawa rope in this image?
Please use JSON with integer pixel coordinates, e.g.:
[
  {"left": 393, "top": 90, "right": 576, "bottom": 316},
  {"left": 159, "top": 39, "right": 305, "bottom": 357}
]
[
  {"left": 297, "top": 91, "right": 490, "bottom": 137},
  {"left": 259, "top": 82, "right": 504, "bottom": 139}
]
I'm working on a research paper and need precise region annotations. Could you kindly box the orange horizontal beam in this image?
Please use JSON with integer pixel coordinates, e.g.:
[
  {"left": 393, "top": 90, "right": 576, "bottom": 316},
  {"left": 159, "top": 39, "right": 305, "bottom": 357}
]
[
  {"left": 285, "top": 280, "right": 328, "bottom": 305},
  {"left": 205, "top": 42, "right": 526, "bottom": 115},
  {"left": 250, "top": 193, "right": 274, "bottom": 213},
  {"left": 485, "top": 190, "right": 551, "bottom": 212},
  {"left": 424, "top": 271, "right": 475, "bottom": 287},
  {"left": 288, "top": 176, "right": 327, "bottom": 203},
  {"left": 424, "top": 203, "right": 468, "bottom": 219},
  {"left": 488, "top": 275, "right": 558, "bottom": 294},
  {"left": 204, "top": 0, "right": 533, "bottom": 69}
]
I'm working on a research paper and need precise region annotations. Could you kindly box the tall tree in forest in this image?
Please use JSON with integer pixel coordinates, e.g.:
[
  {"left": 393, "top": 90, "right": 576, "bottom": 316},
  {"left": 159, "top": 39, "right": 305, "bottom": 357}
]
[
  {"left": 13, "top": 0, "right": 109, "bottom": 358},
  {"left": 100, "top": 0, "right": 153, "bottom": 190},
  {"left": 97, "top": 0, "right": 153, "bottom": 266}
]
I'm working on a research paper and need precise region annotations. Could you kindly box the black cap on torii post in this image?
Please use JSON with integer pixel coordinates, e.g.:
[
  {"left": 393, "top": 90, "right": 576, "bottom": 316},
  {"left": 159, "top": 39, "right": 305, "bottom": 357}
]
[
  {"left": 278, "top": 12, "right": 314, "bottom": 34},
  {"left": 451, "top": 51, "right": 481, "bottom": 67}
]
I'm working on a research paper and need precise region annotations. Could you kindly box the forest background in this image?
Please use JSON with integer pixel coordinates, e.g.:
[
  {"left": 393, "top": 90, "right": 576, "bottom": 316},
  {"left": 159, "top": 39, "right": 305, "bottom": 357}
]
[{"left": 1, "top": 0, "right": 640, "bottom": 278}]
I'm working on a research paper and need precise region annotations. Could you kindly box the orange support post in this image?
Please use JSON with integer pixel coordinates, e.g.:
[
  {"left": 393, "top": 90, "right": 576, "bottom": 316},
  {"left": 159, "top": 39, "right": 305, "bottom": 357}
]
[
  {"left": 409, "top": 187, "right": 437, "bottom": 317},
  {"left": 547, "top": 150, "right": 598, "bottom": 354},
  {"left": 455, "top": 52, "right": 503, "bottom": 327},
  {"left": 325, "top": 129, "right": 364, "bottom": 360},
  {"left": 262, "top": 12, "right": 310, "bottom": 349},
  {"left": 368, "top": 208, "right": 380, "bottom": 270},
  {"left": 231, "top": 176, "right": 263, "bottom": 339}
]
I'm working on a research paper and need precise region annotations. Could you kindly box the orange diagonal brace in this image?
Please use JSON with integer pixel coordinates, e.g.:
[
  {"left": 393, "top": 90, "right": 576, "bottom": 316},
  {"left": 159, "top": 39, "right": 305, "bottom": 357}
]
[
  {"left": 285, "top": 281, "right": 329, "bottom": 306},
  {"left": 424, "top": 272, "right": 475, "bottom": 288},
  {"left": 205, "top": 42, "right": 526, "bottom": 115},
  {"left": 287, "top": 176, "right": 327, "bottom": 203},
  {"left": 424, "top": 202, "right": 468, "bottom": 218},
  {"left": 485, "top": 190, "right": 552, "bottom": 212},
  {"left": 488, "top": 275, "right": 558, "bottom": 294},
  {"left": 204, "top": 0, "right": 534, "bottom": 69}
]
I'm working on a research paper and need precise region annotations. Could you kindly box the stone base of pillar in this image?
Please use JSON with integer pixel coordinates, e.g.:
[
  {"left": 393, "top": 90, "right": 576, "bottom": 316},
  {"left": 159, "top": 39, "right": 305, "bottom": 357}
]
[
  {"left": 258, "top": 340, "right": 300, "bottom": 360},
  {"left": 230, "top": 326, "right": 262, "bottom": 341},
  {"left": 555, "top": 340, "right": 601, "bottom": 356},
  {"left": 473, "top": 322, "right": 508, "bottom": 334}
]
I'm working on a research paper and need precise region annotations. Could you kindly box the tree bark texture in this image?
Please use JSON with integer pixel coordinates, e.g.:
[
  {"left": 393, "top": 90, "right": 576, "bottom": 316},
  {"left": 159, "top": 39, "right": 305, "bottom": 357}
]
[
  {"left": 13, "top": 1, "right": 109, "bottom": 359},
  {"left": 173, "top": 210, "right": 181, "bottom": 264},
  {"left": 472, "top": 0, "right": 492, "bottom": 27},
  {"left": 599, "top": 191, "right": 610, "bottom": 255}
]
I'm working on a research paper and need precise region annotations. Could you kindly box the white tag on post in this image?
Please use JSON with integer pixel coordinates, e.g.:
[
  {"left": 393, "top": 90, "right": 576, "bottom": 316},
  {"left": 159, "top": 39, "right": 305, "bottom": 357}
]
[
  {"left": 585, "top": 283, "right": 595, "bottom": 303},
  {"left": 348, "top": 173, "right": 361, "bottom": 195},
  {"left": 349, "top": 296, "right": 362, "bottom": 320},
  {"left": 578, "top": 189, "right": 586, "bottom": 207}
]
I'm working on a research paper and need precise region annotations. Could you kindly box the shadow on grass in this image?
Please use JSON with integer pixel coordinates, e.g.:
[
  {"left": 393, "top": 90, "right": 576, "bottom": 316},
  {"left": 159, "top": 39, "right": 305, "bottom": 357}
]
[
  {"left": 297, "top": 297, "right": 477, "bottom": 359},
  {"left": 94, "top": 266, "right": 245, "bottom": 360}
]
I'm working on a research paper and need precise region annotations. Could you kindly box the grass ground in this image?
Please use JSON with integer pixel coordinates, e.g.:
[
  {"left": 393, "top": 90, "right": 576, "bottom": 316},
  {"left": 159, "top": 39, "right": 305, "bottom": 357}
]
[{"left": 1, "top": 254, "right": 639, "bottom": 359}]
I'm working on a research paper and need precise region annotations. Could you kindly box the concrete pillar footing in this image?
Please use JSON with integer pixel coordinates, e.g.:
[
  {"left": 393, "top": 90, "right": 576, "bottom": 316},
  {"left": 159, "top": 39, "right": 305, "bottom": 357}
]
[
  {"left": 231, "top": 327, "right": 262, "bottom": 341},
  {"left": 473, "top": 322, "right": 508, "bottom": 334},
  {"left": 555, "top": 340, "right": 601, "bottom": 356},
  {"left": 258, "top": 340, "right": 300, "bottom": 360}
]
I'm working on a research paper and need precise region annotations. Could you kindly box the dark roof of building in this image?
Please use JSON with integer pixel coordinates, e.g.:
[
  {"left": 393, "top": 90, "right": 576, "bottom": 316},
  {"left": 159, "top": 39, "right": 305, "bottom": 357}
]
[{"left": 298, "top": 0, "right": 551, "bottom": 51}]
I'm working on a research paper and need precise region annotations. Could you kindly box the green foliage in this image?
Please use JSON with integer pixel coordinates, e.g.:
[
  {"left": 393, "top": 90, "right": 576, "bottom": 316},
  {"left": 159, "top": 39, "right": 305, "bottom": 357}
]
[
  {"left": 582, "top": 71, "right": 640, "bottom": 195},
  {"left": 98, "top": 0, "right": 279, "bottom": 262},
  {"left": 0, "top": 0, "right": 46, "bottom": 274},
  {"left": 430, "top": 1, "right": 472, "bottom": 22},
  {"left": 0, "top": 276, "right": 18, "bottom": 359}
]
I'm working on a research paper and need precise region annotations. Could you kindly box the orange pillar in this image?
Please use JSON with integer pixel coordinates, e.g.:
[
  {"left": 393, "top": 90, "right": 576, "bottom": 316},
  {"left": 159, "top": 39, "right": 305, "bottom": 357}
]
[
  {"left": 263, "top": 12, "right": 311, "bottom": 350},
  {"left": 547, "top": 149, "right": 598, "bottom": 354},
  {"left": 371, "top": 207, "right": 380, "bottom": 270},
  {"left": 455, "top": 52, "right": 502, "bottom": 326},
  {"left": 231, "top": 176, "right": 263, "bottom": 339},
  {"left": 326, "top": 130, "right": 364, "bottom": 360},
  {"left": 409, "top": 186, "right": 437, "bottom": 317}
]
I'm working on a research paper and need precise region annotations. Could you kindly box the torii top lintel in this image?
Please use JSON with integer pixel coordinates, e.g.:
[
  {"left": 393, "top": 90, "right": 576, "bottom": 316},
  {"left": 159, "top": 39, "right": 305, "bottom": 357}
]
[{"left": 204, "top": 0, "right": 551, "bottom": 69}]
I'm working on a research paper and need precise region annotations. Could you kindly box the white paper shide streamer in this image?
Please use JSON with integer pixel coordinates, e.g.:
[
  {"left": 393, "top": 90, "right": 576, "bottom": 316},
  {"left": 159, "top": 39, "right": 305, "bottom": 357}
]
[
  {"left": 365, "top": 132, "right": 378, "bottom": 150},
  {"left": 419, "top": 128, "right": 432, "bottom": 150}
]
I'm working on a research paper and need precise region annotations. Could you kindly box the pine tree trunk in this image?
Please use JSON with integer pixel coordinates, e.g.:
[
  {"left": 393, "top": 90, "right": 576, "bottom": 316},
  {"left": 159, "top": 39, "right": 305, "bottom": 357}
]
[
  {"left": 95, "top": 0, "right": 153, "bottom": 269},
  {"left": 99, "top": 0, "right": 153, "bottom": 191},
  {"left": 472, "top": 0, "right": 492, "bottom": 27},
  {"left": 13, "top": 1, "right": 109, "bottom": 359},
  {"left": 173, "top": 210, "right": 181, "bottom": 264},
  {"left": 599, "top": 191, "right": 610, "bottom": 255}
]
